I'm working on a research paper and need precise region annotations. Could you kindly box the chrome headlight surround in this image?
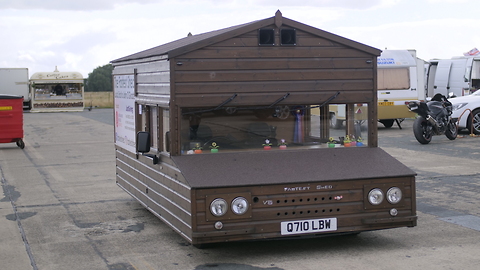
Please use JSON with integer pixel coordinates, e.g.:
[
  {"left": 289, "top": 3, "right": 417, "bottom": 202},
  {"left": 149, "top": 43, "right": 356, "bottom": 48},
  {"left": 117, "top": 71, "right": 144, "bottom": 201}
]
[
  {"left": 386, "top": 187, "right": 402, "bottom": 204},
  {"left": 368, "top": 188, "right": 384, "bottom": 205},
  {"left": 210, "top": 198, "right": 228, "bottom": 217},
  {"left": 231, "top": 197, "right": 249, "bottom": 215}
]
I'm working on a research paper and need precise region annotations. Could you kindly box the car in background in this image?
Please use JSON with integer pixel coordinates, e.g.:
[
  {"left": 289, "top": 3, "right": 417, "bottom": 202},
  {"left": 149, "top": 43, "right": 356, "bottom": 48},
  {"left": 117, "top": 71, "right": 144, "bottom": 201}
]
[{"left": 450, "top": 91, "right": 480, "bottom": 134}]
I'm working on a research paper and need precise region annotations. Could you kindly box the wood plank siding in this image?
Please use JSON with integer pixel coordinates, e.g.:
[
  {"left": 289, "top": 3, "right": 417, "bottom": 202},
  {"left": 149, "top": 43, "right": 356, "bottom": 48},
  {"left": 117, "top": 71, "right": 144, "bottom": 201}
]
[
  {"left": 115, "top": 147, "right": 194, "bottom": 241},
  {"left": 191, "top": 176, "right": 416, "bottom": 244},
  {"left": 171, "top": 28, "right": 377, "bottom": 108}
]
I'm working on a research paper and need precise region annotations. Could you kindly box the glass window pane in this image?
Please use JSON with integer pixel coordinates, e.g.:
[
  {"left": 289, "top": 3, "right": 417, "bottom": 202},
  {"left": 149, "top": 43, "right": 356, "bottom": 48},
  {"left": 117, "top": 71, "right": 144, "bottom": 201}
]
[{"left": 180, "top": 103, "right": 368, "bottom": 154}]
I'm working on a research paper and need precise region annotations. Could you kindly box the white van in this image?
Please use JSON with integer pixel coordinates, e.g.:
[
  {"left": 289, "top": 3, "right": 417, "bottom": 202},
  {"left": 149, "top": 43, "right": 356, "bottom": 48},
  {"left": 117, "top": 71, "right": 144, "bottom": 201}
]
[{"left": 426, "top": 56, "right": 480, "bottom": 97}]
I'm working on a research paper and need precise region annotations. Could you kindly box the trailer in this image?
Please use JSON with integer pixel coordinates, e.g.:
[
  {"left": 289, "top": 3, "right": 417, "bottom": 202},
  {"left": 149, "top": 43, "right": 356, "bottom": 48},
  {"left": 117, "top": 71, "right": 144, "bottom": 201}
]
[
  {"left": 111, "top": 11, "right": 417, "bottom": 247},
  {"left": 426, "top": 55, "right": 480, "bottom": 97},
  {"left": 0, "top": 68, "right": 31, "bottom": 109},
  {"left": 29, "top": 67, "right": 84, "bottom": 112}
]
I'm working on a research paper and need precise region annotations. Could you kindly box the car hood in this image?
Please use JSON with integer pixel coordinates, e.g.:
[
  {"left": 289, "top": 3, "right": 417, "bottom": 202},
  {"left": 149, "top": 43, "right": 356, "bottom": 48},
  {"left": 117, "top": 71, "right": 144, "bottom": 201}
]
[{"left": 450, "top": 95, "right": 480, "bottom": 104}]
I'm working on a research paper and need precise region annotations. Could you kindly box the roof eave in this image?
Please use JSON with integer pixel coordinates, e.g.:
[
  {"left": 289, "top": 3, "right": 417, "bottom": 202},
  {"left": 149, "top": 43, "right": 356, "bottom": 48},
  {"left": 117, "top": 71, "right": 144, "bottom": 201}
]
[{"left": 167, "top": 17, "right": 275, "bottom": 59}]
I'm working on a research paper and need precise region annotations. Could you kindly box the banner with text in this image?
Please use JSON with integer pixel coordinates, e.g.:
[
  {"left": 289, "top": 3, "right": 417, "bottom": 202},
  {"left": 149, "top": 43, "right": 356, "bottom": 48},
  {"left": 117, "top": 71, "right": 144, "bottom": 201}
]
[{"left": 114, "top": 75, "right": 136, "bottom": 153}]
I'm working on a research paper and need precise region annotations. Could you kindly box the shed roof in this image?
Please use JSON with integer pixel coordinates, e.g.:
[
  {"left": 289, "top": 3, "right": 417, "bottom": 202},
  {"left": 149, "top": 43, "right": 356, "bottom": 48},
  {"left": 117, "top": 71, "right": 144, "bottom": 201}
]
[{"left": 111, "top": 10, "right": 381, "bottom": 63}]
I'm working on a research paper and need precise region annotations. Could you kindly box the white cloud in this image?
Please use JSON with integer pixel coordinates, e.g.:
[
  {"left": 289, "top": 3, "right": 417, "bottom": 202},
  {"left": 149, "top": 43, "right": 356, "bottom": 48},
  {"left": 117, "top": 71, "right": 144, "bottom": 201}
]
[
  {"left": 0, "top": 0, "right": 158, "bottom": 11},
  {"left": 0, "top": 0, "right": 479, "bottom": 77}
]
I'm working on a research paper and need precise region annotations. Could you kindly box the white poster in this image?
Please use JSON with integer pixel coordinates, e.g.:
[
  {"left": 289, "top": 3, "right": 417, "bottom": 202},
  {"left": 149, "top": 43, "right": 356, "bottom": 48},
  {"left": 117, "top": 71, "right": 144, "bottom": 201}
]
[{"left": 114, "top": 75, "right": 136, "bottom": 153}]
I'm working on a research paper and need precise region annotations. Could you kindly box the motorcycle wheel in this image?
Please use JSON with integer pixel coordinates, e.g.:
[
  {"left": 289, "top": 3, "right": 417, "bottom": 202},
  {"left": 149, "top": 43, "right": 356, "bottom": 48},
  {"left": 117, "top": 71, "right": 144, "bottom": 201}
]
[
  {"left": 413, "top": 116, "right": 433, "bottom": 144},
  {"left": 445, "top": 120, "right": 458, "bottom": 140}
]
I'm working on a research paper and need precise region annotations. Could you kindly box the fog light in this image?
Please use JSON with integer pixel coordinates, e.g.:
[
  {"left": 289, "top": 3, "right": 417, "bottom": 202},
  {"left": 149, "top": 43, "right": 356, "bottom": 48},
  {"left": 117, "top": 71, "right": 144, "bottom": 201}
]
[
  {"left": 368, "top": 188, "right": 384, "bottom": 205},
  {"left": 390, "top": 208, "right": 398, "bottom": 216},
  {"left": 214, "top": 221, "right": 223, "bottom": 230}
]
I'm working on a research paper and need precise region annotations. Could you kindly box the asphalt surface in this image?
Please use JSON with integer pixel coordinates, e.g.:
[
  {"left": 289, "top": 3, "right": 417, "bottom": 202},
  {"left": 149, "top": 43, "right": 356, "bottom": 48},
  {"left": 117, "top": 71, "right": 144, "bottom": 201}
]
[{"left": 1, "top": 109, "right": 479, "bottom": 270}]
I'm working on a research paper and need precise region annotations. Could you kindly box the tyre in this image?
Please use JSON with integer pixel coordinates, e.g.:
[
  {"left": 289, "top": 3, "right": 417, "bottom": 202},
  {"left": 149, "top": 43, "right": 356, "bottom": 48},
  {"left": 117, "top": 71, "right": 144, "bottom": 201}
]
[
  {"left": 467, "top": 109, "right": 480, "bottom": 134},
  {"left": 445, "top": 120, "right": 458, "bottom": 140},
  {"left": 413, "top": 117, "right": 433, "bottom": 144},
  {"left": 379, "top": 119, "right": 395, "bottom": 128}
]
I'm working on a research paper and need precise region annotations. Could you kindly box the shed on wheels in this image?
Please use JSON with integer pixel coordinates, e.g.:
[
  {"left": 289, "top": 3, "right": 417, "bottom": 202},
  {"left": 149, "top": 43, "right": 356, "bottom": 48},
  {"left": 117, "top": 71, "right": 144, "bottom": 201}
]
[
  {"left": 0, "top": 95, "right": 25, "bottom": 149},
  {"left": 111, "top": 10, "right": 417, "bottom": 247}
]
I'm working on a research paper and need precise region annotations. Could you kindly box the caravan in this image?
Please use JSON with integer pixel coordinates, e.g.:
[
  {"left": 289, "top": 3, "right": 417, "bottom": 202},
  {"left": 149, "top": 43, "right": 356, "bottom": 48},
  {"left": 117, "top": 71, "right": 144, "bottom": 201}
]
[
  {"left": 328, "top": 50, "right": 425, "bottom": 129},
  {"left": 376, "top": 50, "right": 426, "bottom": 127}
]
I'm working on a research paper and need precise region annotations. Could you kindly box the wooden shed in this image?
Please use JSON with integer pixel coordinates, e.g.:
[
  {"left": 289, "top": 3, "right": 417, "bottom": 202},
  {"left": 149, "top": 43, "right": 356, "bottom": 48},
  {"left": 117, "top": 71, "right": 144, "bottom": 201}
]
[
  {"left": 112, "top": 10, "right": 382, "bottom": 153},
  {"left": 111, "top": 11, "right": 416, "bottom": 246}
]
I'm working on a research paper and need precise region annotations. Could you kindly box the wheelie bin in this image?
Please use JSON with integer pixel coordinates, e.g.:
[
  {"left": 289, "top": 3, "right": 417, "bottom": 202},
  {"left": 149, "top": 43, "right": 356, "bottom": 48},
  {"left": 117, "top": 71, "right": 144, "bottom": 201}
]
[{"left": 0, "top": 95, "right": 25, "bottom": 149}]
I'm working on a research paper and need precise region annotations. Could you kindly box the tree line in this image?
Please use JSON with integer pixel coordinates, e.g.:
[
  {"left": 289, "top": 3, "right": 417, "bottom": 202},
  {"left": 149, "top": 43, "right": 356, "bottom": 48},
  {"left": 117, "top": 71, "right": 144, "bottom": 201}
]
[{"left": 84, "top": 64, "right": 113, "bottom": 92}]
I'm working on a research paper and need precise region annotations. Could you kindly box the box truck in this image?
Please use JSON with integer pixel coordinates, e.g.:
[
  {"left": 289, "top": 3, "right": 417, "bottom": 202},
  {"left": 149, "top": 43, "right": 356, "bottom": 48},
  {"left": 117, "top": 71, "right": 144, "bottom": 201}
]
[{"left": 0, "top": 68, "right": 31, "bottom": 109}]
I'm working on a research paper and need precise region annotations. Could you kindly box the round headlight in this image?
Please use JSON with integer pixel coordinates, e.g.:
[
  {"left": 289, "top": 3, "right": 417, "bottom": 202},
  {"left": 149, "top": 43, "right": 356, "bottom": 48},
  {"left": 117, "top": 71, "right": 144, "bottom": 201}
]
[
  {"left": 231, "top": 197, "right": 249, "bottom": 215},
  {"left": 387, "top": 187, "right": 402, "bottom": 204},
  {"left": 210, "top": 198, "right": 228, "bottom": 217},
  {"left": 368, "top": 188, "right": 384, "bottom": 205}
]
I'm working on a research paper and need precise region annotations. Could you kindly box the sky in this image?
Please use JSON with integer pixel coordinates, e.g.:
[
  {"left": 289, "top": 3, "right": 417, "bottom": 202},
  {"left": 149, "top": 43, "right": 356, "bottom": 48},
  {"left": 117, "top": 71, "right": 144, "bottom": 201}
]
[{"left": 1, "top": 0, "right": 479, "bottom": 78}]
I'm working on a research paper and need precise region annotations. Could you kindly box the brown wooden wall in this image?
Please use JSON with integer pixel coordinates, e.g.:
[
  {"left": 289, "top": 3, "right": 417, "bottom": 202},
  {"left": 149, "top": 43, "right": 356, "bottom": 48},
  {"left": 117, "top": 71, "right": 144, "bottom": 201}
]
[
  {"left": 115, "top": 147, "right": 195, "bottom": 242},
  {"left": 190, "top": 176, "right": 416, "bottom": 245},
  {"left": 171, "top": 26, "right": 377, "bottom": 107}
]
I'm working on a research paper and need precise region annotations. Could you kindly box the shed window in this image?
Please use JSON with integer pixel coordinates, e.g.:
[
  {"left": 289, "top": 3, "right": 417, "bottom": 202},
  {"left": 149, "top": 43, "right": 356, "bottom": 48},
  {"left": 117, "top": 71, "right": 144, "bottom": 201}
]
[
  {"left": 280, "top": 29, "right": 296, "bottom": 45},
  {"left": 179, "top": 103, "right": 368, "bottom": 154},
  {"left": 139, "top": 105, "right": 165, "bottom": 152},
  {"left": 258, "top": 29, "right": 275, "bottom": 46},
  {"left": 377, "top": 68, "right": 410, "bottom": 90}
]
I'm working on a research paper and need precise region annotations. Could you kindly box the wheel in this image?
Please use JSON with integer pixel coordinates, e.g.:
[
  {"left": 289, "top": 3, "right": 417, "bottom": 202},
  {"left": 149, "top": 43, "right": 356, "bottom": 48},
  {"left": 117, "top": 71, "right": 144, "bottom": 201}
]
[
  {"left": 16, "top": 139, "right": 25, "bottom": 149},
  {"left": 379, "top": 119, "right": 395, "bottom": 128},
  {"left": 467, "top": 109, "right": 480, "bottom": 134},
  {"left": 274, "top": 106, "right": 290, "bottom": 120},
  {"left": 413, "top": 117, "right": 433, "bottom": 144},
  {"left": 445, "top": 120, "right": 458, "bottom": 140}
]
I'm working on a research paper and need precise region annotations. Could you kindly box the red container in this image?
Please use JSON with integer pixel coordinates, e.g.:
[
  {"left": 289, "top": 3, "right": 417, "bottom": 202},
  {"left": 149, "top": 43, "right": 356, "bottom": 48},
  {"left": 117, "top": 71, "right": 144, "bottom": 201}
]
[{"left": 0, "top": 95, "right": 25, "bottom": 148}]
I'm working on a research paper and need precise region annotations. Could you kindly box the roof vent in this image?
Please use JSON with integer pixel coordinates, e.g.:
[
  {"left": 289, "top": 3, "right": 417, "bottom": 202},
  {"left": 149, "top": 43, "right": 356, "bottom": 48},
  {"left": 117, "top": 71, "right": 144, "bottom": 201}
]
[
  {"left": 258, "top": 29, "right": 275, "bottom": 46},
  {"left": 280, "top": 29, "right": 296, "bottom": 46}
]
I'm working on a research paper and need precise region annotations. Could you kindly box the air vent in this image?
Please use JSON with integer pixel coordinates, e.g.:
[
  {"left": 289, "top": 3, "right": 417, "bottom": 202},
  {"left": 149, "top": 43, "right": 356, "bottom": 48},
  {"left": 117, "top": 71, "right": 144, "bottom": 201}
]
[
  {"left": 280, "top": 29, "right": 296, "bottom": 45},
  {"left": 258, "top": 29, "right": 275, "bottom": 46}
]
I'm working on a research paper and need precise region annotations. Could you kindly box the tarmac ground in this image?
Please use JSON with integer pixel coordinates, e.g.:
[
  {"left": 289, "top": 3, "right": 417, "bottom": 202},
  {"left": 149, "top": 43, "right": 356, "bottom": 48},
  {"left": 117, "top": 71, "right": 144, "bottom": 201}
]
[{"left": 1, "top": 109, "right": 479, "bottom": 270}]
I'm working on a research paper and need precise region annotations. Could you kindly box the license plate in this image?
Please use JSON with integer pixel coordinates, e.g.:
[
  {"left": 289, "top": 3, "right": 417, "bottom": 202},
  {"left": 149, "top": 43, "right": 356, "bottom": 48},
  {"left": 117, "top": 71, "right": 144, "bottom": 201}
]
[
  {"left": 280, "top": 218, "right": 337, "bottom": 235},
  {"left": 379, "top": 102, "right": 394, "bottom": 106}
]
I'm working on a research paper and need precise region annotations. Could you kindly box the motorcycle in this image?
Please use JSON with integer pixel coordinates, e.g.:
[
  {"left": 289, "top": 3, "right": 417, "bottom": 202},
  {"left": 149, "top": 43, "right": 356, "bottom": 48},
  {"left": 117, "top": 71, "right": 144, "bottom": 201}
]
[{"left": 407, "top": 93, "right": 458, "bottom": 144}]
